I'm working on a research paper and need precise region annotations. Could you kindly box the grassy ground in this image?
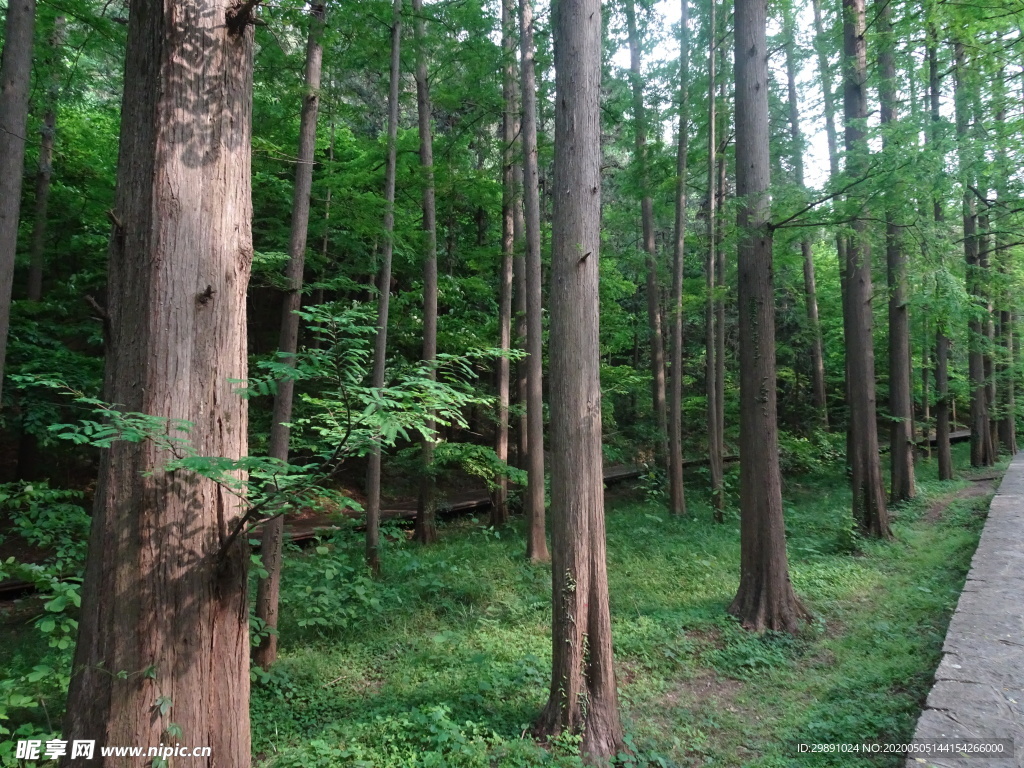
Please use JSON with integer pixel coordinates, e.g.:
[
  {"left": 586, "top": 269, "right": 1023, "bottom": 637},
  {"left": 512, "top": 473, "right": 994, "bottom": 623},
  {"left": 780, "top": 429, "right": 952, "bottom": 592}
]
[{"left": 249, "top": 444, "right": 1005, "bottom": 768}]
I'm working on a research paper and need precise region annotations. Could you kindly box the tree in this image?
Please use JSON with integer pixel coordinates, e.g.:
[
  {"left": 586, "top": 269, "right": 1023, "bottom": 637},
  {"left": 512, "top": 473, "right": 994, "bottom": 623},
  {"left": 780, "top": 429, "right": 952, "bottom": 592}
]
[
  {"left": 624, "top": 0, "right": 669, "bottom": 470},
  {"left": 954, "top": 41, "right": 994, "bottom": 468},
  {"left": 365, "top": 0, "right": 403, "bottom": 573},
  {"left": 536, "top": 0, "right": 623, "bottom": 756},
  {"left": 413, "top": 0, "right": 440, "bottom": 544},
  {"left": 876, "top": 0, "right": 915, "bottom": 502},
  {"left": 519, "top": 0, "right": 549, "bottom": 562},
  {"left": 782, "top": 5, "right": 827, "bottom": 429},
  {"left": 841, "top": 0, "right": 891, "bottom": 537},
  {"left": 727, "top": 0, "right": 807, "bottom": 633},
  {"left": 0, "top": 0, "right": 36, "bottom": 405},
  {"left": 60, "top": 0, "right": 255, "bottom": 759},
  {"left": 667, "top": 0, "right": 690, "bottom": 517},
  {"left": 493, "top": 0, "right": 518, "bottom": 528},
  {"left": 927, "top": 26, "right": 954, "bottom": 481},
  {"left": 705, "top": 0, "right": 725, "bottom": 518},
  {"left": 253, "top": 2, "right": 326, "bottom": 671}
]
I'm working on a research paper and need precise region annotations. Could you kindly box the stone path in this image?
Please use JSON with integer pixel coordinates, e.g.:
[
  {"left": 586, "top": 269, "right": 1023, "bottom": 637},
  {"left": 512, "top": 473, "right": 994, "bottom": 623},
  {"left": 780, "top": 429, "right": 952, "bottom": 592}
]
[{"left": 906, "top": 454, "right": 1024, "bottom": 767}]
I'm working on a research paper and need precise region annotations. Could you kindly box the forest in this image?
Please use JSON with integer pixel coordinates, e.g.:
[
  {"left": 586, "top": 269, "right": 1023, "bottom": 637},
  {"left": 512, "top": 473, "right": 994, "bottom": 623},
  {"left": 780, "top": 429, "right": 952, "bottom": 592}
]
[{"left": 0, "top": 0, "right": 1022, "bottom": 762}]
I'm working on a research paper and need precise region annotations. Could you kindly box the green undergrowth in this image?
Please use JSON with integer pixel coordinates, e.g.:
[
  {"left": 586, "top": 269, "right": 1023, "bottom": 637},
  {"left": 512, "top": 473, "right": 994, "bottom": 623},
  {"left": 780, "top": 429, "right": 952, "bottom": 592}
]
[{"left": 251, "top": 444, "right": 1005, "bottom": 767}]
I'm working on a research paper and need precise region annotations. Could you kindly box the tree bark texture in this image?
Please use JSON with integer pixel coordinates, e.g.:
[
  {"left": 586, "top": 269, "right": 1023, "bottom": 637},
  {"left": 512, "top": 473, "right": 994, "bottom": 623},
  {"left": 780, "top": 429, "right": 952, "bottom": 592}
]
[
  {"left": 253, "top": 3, "right": 324, "bottom": 671},
  {"left": 624, "top": 0, "right": 669, "bottom": 471},
  {"left": 413, "top": 0, "right": 440, "bottom": 544},
  {"left": 520, "top": 0, "right": 549, "bottom": 562},
  {"left": 783, "top": 8, "right": 826, "bottom": 428},
  {"left": 876, "top": 0, "right": 915, "bottom": 502},
  {"left": 0, "top": 0, "right": 36, "bottom": 405},
  {"left": 993, "top": 77, "right": 1016, "bottom": 456},
  {"left": 728, "top": 0, "right": 806, "bottom": 633},
  {"left": 954, "top": 42, "right": 993, "bottom": 468},
  {"left": 366, "top": 0, "right": 403, "bottom": 572},
  {"left": 842, "top": 0, "right": 891, "bottom": 536},
  {"left": 61, "top": 0, "right": 254, "bottom": 761},
  {"left": 536, "top": 0, "right": 623, "bottom": 757},
  {"left": 668, "top": 0, "right": 690, "bottom": 517}
]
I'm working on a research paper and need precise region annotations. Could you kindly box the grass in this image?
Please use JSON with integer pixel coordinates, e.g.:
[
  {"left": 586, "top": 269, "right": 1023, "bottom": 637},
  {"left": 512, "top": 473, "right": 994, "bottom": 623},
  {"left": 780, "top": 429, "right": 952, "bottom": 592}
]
[{"left": 248, "top": 443, "right": 1006, "bottom": 767}]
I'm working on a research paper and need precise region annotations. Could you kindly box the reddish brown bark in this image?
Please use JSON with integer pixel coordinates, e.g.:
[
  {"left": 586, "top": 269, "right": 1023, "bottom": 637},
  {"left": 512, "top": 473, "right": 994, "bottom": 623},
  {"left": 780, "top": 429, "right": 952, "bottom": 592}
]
[
  {"left": 61, "top": 0, "right": 254, "bottom": 760},
  {"left": 535, "top": 0, "right": 622, "bottom": 757}
]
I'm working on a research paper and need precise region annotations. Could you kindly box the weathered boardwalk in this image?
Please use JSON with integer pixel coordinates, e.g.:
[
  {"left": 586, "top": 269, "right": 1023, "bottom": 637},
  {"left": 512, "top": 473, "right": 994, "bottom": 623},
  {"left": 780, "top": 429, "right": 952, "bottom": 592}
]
[{"left": 906, "top": 454, "right": 1024, "bottom": 768}]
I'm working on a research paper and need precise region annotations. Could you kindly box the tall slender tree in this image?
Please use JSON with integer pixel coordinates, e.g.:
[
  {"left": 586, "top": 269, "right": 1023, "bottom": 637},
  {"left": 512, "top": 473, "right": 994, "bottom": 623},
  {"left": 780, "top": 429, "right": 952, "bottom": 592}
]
[
  {"left": 875, "top": 0, "right": 915, "bottom": 502},
  {"left": 625, "top": 0, "right": 669, "bottom": 469},
  {"left": 520, "top": 0, "right": 549, "bottom": 562},
  {"left": 536, "top": 0, "right": 622, "bottom": 756},
  {"left": 365, "top": 0, "right": 404, "bottom": 572},
  {"left": 494, "top": 0, "right": 518, "bottom": 527},
  {"left": 782, "top": 6, "right": 827, "bottom": 428},
  {"left": 927, "top": 29, "right": 953, "bottom": 480},
  {"left": 0, "top": 0, "right": 36, "bottom": 404},
  {"left": 413, "top": 0, "right": 440, "bottom": 544},
  {"left": 253, "top": 2, "right": 326, "bottom": 671},
  {"left": 705, "top": 0, "right": 725, "bottom": 517},
  {"left": 668, "top": 0, "right": 690, "bottom": 517},
  {"left": 841, "top": 0, "right": 891, "bottom": 537},
  {"left": 728, "top": 0, "right": 806, "bottom": 633},
  {"left": 60, "top": 0, "right": 255, "bottom": 758},
  {"left": 954, "top": 41, "right": 994, "bottom": 468}
]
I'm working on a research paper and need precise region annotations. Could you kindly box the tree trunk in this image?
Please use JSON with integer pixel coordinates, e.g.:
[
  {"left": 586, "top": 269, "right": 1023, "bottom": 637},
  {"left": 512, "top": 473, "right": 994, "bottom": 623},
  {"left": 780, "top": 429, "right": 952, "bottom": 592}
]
[
  {"left": 624, "top": 0, "right": 669, "bottom": 471},
  {"left": 413, "top": 0, "right": 439, "bottom": 545},
  {"left": 26, "top": 16, "right": 64, "bottom": 302},
  {"left": 954, "top": 42, "right": 993, "bottom": 468},
  {"left": 876, "top": 0, "right": 914, "bottom": 502},
  {"left": 667, "top": 0, "right": 690, "bottom": 517},
  {"left": 705, "top": 0, "right": 724, "bottom": 518},
  {"left": 61, "top": 0, "right": 254, "bottom": 760},
  {"left": 728, "top": 0, "right": 807, "bottom": 633},
  {"left": 536, "top": 0, "right": 623, "bottom": 757},
  {"left": 0, "top": 0, "right": 36, "bottom": 405},
  {"left": 993, "top": 71, "right": 1016, "bottom": 456},
  {"left": 253, "top": 3, "right": 325, "bottom": 671},
  {"left": 520, "top": 0, "right": 549, "bottom": 562},
  {"left": 928, "top": 35, "right": 953, "bottom": 479},
  {"left": 365, "top": 0, "right": 403, "bottom": 573},
  {"left": 842, "top": 0, "right": 891, "bottom": 537},
  {"left": 783, "top": 10, "right": 827, "bottom": 429},
  {"left": 494, "top": 0, "right": 518, "bottom": 527}
]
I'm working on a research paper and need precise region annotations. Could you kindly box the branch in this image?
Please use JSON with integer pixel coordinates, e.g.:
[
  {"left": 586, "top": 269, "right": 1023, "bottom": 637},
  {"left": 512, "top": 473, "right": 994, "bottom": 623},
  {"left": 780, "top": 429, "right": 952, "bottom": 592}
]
[{"left": 226, "top": 0, "right": 261, "bottom": 34}]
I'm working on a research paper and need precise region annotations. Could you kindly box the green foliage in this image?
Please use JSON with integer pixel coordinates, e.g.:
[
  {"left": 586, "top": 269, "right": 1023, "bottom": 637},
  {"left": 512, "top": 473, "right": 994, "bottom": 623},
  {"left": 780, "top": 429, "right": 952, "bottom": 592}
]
[{"left": 0, "top": 482, "right": 90, "bottom": 574}]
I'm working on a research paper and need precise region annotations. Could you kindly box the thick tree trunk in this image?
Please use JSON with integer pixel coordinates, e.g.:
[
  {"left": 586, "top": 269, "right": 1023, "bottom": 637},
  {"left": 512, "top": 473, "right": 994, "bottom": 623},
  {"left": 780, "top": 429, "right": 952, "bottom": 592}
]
[
  {"left": 783, "top": 12, "right": 827, "bottom": 429},
  {"left": 413, "top": 0, "right": 439, "bottom": 545},
  {"left": 253, "top": 3, "right": 324, "bottom": 671},
  {"left": 625, "top": 0, "right": 669, "bottom": 470},
  {"left": 365, "top": 0, "right": 403, "bottom": 573},
  {"left": 667, "top": 0, "right": 690, "bottom": 517},
  {"left": 494, "top": 0, "right": 518, "bottom": 527},
  {"left": 876, "top": 0, "right": 915, "bottom": 502},
  {"left": 842, "top": 0, "right": 891, "bottom": 537},
  {"left": 954, "top": 42, "right": 993, "bottom": 468},
  {"left": 728, "top": 0, "right": 806, "bottom": 633},
  {"left": 60, "top": 0, "right": 254, "bottom": 760},
  {"left": 705, "top": 0, "right": 724, "bottom": 518},
  {"left": 520, "top": 0, "right": 549, "bottom": 562},
  {"left": 536, "top": 0, "right": 623, "bottom": 757},
  {"left": 0, "top": 0, "right": 36, "bottom": 404}
]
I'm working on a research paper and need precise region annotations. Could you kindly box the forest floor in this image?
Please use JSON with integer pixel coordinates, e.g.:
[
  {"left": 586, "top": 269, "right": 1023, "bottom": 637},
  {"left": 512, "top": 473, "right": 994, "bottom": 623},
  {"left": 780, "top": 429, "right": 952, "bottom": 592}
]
[{"left": 241, "top": 443, "right": 1006, "bottom": 768}]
